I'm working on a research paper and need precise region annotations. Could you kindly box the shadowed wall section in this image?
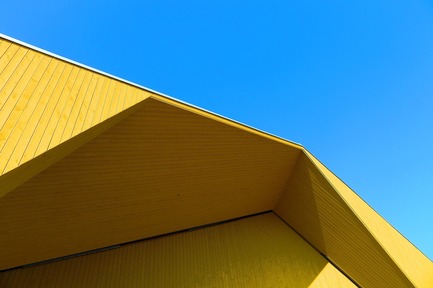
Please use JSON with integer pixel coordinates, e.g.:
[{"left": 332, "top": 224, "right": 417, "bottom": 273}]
[
  {"left": 0, "top": 38, "right": 153, "bottom": 198},
  {"left": 0, "top": 213, "right": 355, "bottom": 288},
  {"left": 1, "top": 34, "right": 432, "bottom": 287},
  {"left": 0, "top": 99, "right": 299, "bottom": 270},
  {"left": 274, "top": 151, "right": 414, "bottom": 288},
  {"left": 306, "top": 151, "right": 433, "bottom": 287}
]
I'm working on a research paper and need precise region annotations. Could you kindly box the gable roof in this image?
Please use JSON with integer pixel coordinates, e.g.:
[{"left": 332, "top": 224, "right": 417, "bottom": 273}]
[{"left": 0, "top": 34, "right": 432, "bottom": 287}]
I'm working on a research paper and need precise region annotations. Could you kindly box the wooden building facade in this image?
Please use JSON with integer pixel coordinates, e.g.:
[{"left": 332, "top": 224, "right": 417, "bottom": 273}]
[{"left": 0, "top": 34, "right": 432, "bottom": 287}]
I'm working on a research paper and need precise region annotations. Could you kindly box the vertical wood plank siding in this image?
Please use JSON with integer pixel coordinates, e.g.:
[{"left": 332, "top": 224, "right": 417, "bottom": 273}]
[
  {"left": 0, "top": 213, "right": 355, "bottom": 288},
  {"left": 0, "top": 36, "right": 302, "bottom": 199},
  {"left": 1, "top": 34, "right": 432, "bottom": 287},
  {"left": 0, "top": 39, "right": 151, "bottom": 176}
]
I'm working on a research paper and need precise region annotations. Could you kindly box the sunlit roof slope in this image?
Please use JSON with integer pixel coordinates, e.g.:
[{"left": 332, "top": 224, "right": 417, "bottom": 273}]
[{"left": 0, "top": 34, "right": 432, "bottom": 287}]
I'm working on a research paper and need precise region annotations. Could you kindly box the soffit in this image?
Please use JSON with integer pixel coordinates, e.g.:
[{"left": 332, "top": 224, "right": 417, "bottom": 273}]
[
  {"left": 0, "top": 102, "right": 145, "bottom": 198},
  {"left": 274, "top": 151, "right": 415, "bottom": 287},
  {"left": 0, "top": 35, "right": 302, "bottom": 199},
  {"left": 306, "top": 150, "right": 433, "bottom": 288},
  {"left": 2, "top": 34, "right": 430, "bottom": 286},
  {"left": 0, "top": 98, "right": 300, "bottom": 270}
]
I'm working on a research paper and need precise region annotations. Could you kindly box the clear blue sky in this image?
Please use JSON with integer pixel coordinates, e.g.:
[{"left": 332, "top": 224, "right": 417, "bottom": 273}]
[{"left": 2, "top": 0, "right": 432, "bottom": 260}]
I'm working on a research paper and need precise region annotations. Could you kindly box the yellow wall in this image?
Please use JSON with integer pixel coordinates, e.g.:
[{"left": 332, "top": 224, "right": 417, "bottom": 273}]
[
  {"left": 0, "top": 38, "right": 152, "bottom": 197},
  {"left": 305, "top": 150, "right": 433, "bottom": 288},
  {"left": 0, "top": 36, "right": 302, "bottom": 199},
  {"left": 0, "top": 99, "right": 299, "bottom": 270},
  {"left": 0, "top": 38, "right": 151, "bottom": 175},
  {"left": 0, "top": 213, "right": 355, "bottom": 288},
  {"left": 1, "top": 34, "right": 432, "bottom": 287},
  {"left": 274, "top": 150, "right": 414, "bottom": 288}
]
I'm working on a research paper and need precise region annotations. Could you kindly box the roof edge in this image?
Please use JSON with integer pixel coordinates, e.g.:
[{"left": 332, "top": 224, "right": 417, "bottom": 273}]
[
  {"left": 303, "top": 148, "right": 432, "bottom": 287},
  {"left": 0, "top": 33, "right": 303, "bottom": 149},
  {"left": 302, "top": 147, "right": 433, "bottom": 264},
  {"left": 0, "top": 99, "right": 147, "bottom": 198}
]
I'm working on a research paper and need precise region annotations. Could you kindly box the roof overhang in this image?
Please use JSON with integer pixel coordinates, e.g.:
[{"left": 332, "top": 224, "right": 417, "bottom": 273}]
[{"left": 1, "top": 34, "right": 432, "bottom": 287}]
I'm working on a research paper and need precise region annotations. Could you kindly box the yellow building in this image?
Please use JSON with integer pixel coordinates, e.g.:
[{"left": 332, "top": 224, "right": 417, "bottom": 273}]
[{"left": 0, "top": 34, "right": 432, "bottom": 287}]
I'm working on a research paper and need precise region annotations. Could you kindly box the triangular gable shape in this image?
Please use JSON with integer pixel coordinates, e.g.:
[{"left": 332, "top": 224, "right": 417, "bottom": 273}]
[
  {"left": 0, "top": 98, "right": 299, "bottom": 270},
  {"left": 1, "top": 34, "right": 432, "bottom": 287}
]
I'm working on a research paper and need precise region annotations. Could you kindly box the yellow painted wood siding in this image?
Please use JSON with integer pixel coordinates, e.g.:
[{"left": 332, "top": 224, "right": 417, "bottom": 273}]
[
  {"left": 0, "top": 36, "right": 302, "bottom": 199},
  {"left": 1, "top": 34, "right": 431, "bottom": 287},
  {"left": 305, "top": 150, "right": 433, "bottom": 288},
  {"left": 0, "top": 38, "right": 151, "bottom": 176},
  {"left": 0, "top": 213, "right": 355, "bottom": 287},
  {"left": 274, "top": 151, "right": 415, "bottom": 287},
  {"left": 0, "top": 99, "right": 299, "bottom": 270},
  {"left": 0, "top": 100, "right": 145, "bottom": 198}
]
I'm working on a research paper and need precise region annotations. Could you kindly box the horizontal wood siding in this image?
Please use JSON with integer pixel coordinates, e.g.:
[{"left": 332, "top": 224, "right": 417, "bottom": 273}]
[
  {"left": 0, "top": 99, "right": 299, "bottom": 269},
  {"left": 1, "top": 34, "right": 431, "bottom": 287},
  {"left": 0, "top": 102, "right": 145, "bottom": 199},
  {"left": 0, "top": 213, "right": 355, "bottom": 287},
  {"left": 0, "top": 36, "right": 302, "bottom": 199}
]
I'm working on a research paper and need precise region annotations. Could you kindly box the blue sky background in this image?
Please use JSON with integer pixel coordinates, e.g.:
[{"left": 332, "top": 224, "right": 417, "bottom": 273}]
[{"left": 1, "top": 0, "right": 432, "bottom": 260}]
